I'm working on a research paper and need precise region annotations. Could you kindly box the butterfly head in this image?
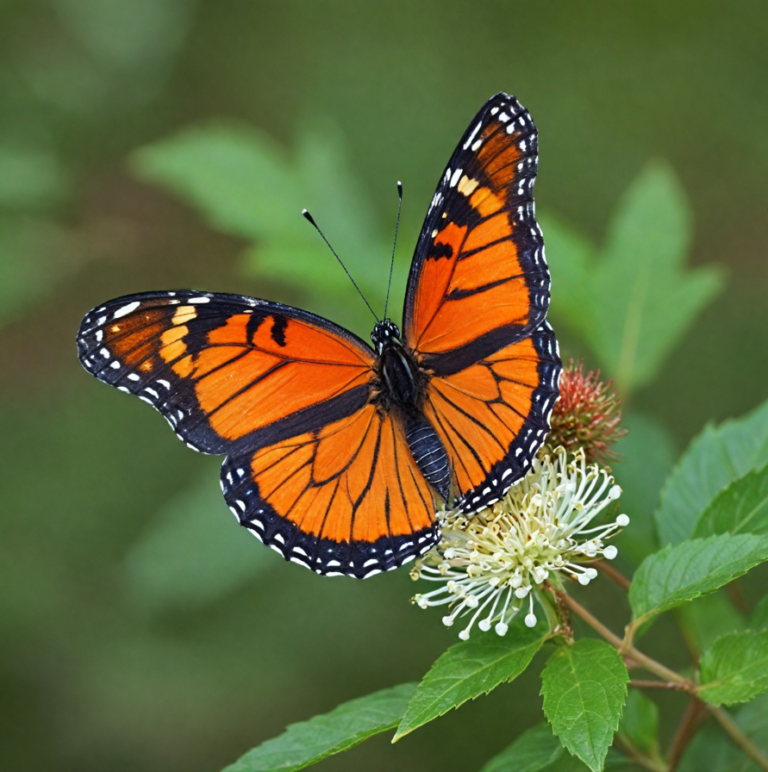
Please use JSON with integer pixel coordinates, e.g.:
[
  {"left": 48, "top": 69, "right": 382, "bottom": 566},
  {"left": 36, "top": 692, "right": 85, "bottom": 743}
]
[{"left": 371, "top": 319, "right": 401, "bottom": 354}]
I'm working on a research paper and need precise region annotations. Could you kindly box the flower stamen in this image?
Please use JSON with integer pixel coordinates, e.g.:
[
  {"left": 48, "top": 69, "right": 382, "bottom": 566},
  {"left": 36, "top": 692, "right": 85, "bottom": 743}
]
[{"left": 411, "top": 446, "right": 627, "bottom": 638}]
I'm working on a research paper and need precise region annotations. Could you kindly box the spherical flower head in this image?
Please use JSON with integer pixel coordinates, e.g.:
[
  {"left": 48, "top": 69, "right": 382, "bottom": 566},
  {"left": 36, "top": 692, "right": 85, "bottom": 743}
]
[
  {"left": 411, "top": 446, "right": 628, "bottom": 640},
  {"left": 548, "top": 360, "right": 627, "bottom": 463}
]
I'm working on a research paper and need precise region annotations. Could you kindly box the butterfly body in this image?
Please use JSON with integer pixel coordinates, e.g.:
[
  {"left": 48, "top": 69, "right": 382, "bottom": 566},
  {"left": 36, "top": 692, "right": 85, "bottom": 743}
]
[
  {"left": 370, "top": 321, "right": 453, "bottom": 500},
  {"left": 77, "top": 93, "right": 561, "bottom": 578},
  {"left": 372, "top": 322, "right": 425, "bottom": 419}
]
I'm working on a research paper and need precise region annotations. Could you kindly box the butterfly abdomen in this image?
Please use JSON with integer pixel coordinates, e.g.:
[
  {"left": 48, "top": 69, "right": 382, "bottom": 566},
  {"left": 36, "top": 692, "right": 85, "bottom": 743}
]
[
  {"left": 404, "top": 413, "right": 451, "bottom": 501},
  {"left": 373, "top": 336, "right": 451, "bottom": 502}
]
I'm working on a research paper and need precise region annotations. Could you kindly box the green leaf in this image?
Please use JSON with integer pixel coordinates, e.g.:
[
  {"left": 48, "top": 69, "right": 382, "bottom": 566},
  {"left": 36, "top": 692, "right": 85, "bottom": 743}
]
[
  {"left": 629, "top": 534, "right": 768, "bottom": 626},
  {"left": 132, "top": 122, "right": 391, "bottom": 335},
  {"left": 699, "top": 631, "right": 768, "bottom": 706},
  {"left": 541, "top": 639, "right": 629, "bottom": 772},
  {"left": 394, "top": 624, "right": 546, "bottom": 741},
  {"left": 617, "top": 690, "right": 659, "bottom": 756},
  {"left": 480, "top": 725, "right": 635, "bottom": 772},
  {"left": 586, "top": 162, "right": 723, "bottom": 393},
  {"left": 538, "top": 164, "right": 724, "bottom": 396},
  {"left": 611, "top": 412, "right": 676, "bottom": 564},
  {"left": 655, "top": 400, "right": 768, "bottom": 546},
  {"left": 694, "top": 465, "right": 768, "bottom": 538},
  {"left": 751, "top": 596, "right": 768, "bottom": 631},
  {"left": 480, "top": 724, "right": 566, "bottom": 772},
  {"left": 133, "top": 123, "right": 300, "bottom": 241},
  {"left": 123, "top": 475, "right": 274, "bottom": 610},
  {"left": 676, "top": 590, "right": 745, "bottom": 657},
  {"left": 222, "top": 683, "right": 415, "bottom": 772}
]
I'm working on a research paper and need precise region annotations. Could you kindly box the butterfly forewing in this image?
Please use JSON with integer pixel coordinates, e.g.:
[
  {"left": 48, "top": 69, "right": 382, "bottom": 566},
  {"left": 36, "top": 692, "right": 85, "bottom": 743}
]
[
  {"left": 404, "top": 92, "right": 549, "bottom": 368},
  {"left": 404, "top": 93, "right": 561, "bottom": 510},
  {"left": 78, "top": 291, "right": 375, "bottom": 455}
]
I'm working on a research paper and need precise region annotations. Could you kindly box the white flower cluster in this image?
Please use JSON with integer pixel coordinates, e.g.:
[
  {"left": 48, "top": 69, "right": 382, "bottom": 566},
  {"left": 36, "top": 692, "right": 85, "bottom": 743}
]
[{"left": 411, "top": 446, "right": 628, "bottom": 640}]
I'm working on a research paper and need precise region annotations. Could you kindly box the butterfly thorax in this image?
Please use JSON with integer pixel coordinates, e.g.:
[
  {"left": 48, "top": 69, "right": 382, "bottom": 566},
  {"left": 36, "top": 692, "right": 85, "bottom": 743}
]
[
  {"left": 371, "top": 320, "right": 426, "bottom": 413},
  {"left": 370, "top": 319, "right": 451, "bottom": 500}
]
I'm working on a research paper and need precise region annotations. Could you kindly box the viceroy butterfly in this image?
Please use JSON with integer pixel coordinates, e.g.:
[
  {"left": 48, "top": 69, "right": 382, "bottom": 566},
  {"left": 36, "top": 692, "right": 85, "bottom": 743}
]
[{"left": 77, "top": 93, "right": 561, "bottom": 578}]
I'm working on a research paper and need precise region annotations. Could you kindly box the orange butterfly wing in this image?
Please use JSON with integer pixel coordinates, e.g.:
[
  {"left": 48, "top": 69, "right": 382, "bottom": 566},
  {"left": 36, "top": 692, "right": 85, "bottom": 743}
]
[
  {"left": 78, "top": 291, "right": 374, "bottom": 454},
  {"left": 222, "top": 404, "right": 436, "bottom": 577},
  {"left": 423, "top": 322, "right": 560, "bottom": 510},
  {"left": 403, "top": 93, "right": 561, "bottom": 510},
  {"left": 77, "top": 291, "right": 439, "bottom": 576}
]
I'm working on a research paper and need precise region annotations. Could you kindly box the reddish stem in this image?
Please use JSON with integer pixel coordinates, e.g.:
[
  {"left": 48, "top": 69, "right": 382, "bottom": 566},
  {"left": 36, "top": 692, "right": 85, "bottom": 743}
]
[{"left": 594, "top": 560, "right": 631, "bottom": 591}]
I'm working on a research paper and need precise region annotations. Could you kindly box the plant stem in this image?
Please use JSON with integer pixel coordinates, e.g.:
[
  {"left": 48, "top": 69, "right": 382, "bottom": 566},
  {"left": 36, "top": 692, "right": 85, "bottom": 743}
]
[
  {"left": 559, "top": 590, "right": 768, "bottom": 772},
  {"left": 708, "top": 705, "right": 768, "bottom": 772},
  {"left": 725, "top": 579, "right": 749, "bottom": 616},
  {"left": 594, "top": 559, "right": 632, "bottom": 591},
  {"left": 630, "top": 679, "right": 688, "bottom": 691},
  {"left": 537, "top": 587, "right": 565, "bottom": 637},
  {"left": 667, "top": 696, "right": 705, "bottom": 772},
  {"left": 558, "top": 591, "right": 693, "bottom": 689},
  {"left": 615, "top": 735, "right": 668, "bottom": 772}
]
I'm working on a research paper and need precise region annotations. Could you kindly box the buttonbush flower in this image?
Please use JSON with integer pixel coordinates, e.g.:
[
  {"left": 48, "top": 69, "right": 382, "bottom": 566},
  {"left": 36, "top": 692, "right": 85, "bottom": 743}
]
[
  {"left": 411, "top": 446, "right": 628, "bottom": 640},
  {"left": 548, "top": 360, "right": 627, "bottom": 462}
]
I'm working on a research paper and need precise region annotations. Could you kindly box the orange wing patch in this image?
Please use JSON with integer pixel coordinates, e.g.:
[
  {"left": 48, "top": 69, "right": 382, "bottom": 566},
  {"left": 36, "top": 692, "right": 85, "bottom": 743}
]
[
  {"left": 423, "top": 328, "right": 558, "bottom": 507},
  {"left": 77, "top": 292, "right": 376, "bottom": 456},
  {"left": 174, "top": 311, "right": 372, "bottom": 442},
  {"left": 408, "top": 222, "right": 467, "bottom": 340},
  {"left": 405, "top": 93, "right": 548, "bottom": 363},
  {"left": 222, "top": 404, "right": 438, "bottom": 578}
]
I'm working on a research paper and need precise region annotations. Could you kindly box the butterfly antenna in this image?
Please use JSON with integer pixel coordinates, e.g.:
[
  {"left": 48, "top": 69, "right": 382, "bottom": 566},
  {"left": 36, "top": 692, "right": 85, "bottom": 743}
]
[
  {"left": 302, "top": 209, "right": 379, "bottom": 322},
  {"left": 383, "top": 181, "right": 403, "bottom": 320}
]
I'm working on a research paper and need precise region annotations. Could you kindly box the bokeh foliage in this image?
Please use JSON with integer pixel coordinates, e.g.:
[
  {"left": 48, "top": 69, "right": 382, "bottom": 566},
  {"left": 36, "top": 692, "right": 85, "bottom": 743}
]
[{"left": 2, "top": 2, "right": 768, "bottom": 771}]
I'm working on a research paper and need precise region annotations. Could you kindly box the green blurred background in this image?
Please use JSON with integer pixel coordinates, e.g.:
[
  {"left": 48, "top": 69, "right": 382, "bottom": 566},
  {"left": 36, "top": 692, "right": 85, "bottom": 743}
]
[{"left": 2, "top": 2, "right": 767, "bottom": 770}]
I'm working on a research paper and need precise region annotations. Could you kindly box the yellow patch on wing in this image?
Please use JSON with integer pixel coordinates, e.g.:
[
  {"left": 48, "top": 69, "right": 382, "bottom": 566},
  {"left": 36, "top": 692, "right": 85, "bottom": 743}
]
[
  {"left": 160, "top": 324, "right": 189, "bottom": 368},
  {"left": 457, "top": 175, "right": 480, "bottom": 197},
  {"left": 159, "top": 306, "right": 198, "bottom": 372},
  {"left": 171, "top": 305, "right": 197, "bottom": 325},
  {"left": 468, "top": 187, "right": 504, "bottom": 217}
]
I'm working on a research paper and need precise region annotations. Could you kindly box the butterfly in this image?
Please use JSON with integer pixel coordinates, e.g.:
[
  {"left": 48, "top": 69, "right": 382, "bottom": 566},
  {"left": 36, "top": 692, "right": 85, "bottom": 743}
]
[{"left": 77, "top": 92, "right": 561, "bottom": 579}]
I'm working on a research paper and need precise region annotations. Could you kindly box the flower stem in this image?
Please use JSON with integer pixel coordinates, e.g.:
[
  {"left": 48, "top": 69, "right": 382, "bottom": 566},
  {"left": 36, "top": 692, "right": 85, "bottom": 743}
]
[
  {"left": 667, "top": 696, "right": 705, "bottom": 772},
  {"left": 615, "top": 735, "right": 668, "bottom": 772},
  {"left": 630, "top": 679, "right": 688, "bottom": 692},
  {"left": 559, "top": 590, "right": 768, "bottom": 771},
  {"left": 594, "top": 559, "right": 631, "bottom": 591},
  {"left": 558, "top": 590, "right": 693, "bottom": 689},
  {"left": 709, "top": 705, "right": 768, "bottom": 772},
  {"left": 537, "top": 587, "right": 566, "bottom": 638}
]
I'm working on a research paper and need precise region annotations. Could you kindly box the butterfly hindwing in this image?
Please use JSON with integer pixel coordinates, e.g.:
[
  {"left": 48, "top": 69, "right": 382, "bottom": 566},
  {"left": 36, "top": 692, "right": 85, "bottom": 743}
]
[
  {"left": 221, "top": 404, "right": 438, "bottom": 578},
  {"left": 404, "top": 93, "right": 561, "bottom": 510},
  {"left": 425, "top": 321, "right": 560, "bottom": 511}
]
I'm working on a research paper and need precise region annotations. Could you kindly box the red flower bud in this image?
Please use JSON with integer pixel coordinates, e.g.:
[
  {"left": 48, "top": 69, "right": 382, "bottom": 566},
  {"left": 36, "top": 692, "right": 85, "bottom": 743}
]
[{"left": 549, "top": 360, "right": 627, "bottom": 463}]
